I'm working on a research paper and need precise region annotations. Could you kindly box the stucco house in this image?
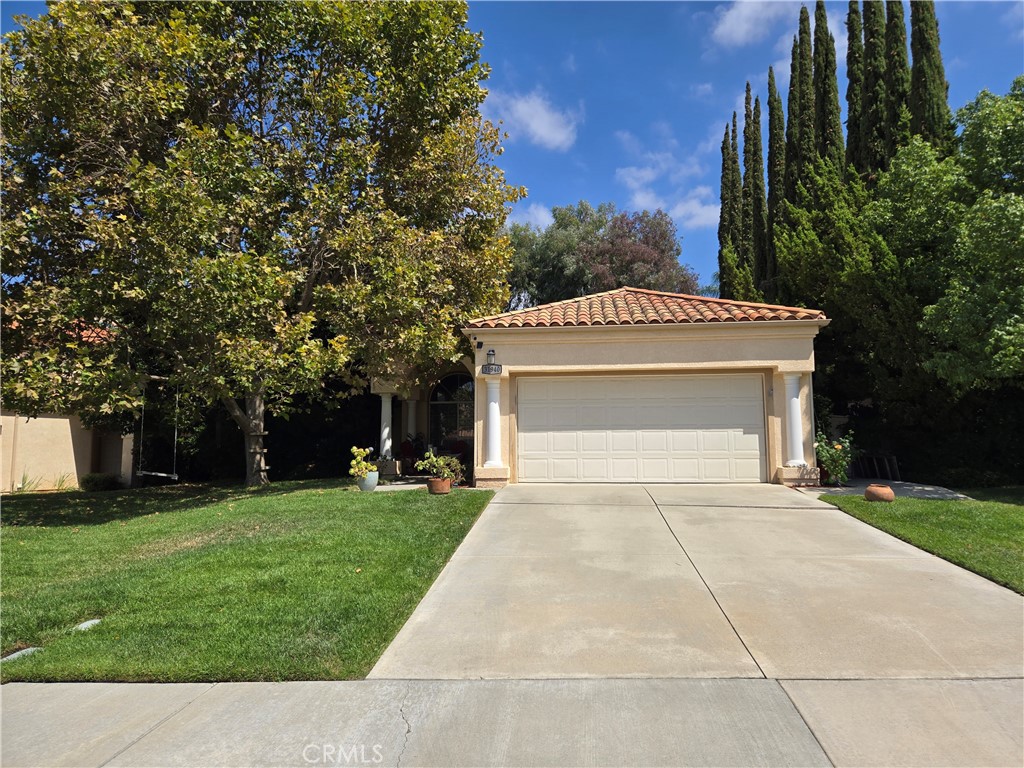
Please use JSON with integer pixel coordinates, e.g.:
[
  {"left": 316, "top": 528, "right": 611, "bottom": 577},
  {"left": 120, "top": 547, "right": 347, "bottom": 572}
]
[{"left": 368, "top": 287, "right": 828, "bottom": 488}]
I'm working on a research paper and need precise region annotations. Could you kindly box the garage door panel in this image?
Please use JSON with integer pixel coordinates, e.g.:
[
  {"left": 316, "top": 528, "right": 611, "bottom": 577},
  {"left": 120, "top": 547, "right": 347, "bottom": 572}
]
[
  {"left": 640, "top": 431, "right": 668, "bottom": 451},
  {"left": 610, "top": 458, "right": 639, "bottom": 481},
  {"left": 520, "top": 432, "right": 549, "bottom": 453},
  {"left": 641, "top": 458, "right": 671, "bottom": 481},
  {"left": 733, "top": 430, "right": 764, "bottom": 452},
  {"left": 702, "top": 458, "right": 734, "bottom": 481},
  {"left": 549, "top": 433, "right": 578, "bottom": 454},
  {"left": 610, "top": 431, "right": 638, "bottom": 451},
  {"left": 517, "top": 375, "right": 766, "bottom": 483}
]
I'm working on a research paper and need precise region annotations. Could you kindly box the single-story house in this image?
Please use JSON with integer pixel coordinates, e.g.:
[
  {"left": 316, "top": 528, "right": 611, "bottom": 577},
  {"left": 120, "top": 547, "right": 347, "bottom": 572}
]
[
  {"left": 457, "top": 287, "right": 828, "bottom": 488},
  {"left": 0, "top": 411, "right": 134, "bottom": 492}
]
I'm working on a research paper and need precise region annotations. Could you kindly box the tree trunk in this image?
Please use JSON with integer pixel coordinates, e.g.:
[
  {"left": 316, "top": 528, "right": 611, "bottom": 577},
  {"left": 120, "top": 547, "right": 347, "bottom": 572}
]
[{"left": 221, "top": 392, "right": 270, "bottom": 487}]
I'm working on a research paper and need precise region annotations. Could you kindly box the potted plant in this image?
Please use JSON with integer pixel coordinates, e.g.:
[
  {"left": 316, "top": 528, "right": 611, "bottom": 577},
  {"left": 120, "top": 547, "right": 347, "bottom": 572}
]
[
  {"left": 414, "top": 451, "right": 464, "bottom": 495},
  {"left": 349, "top": 446, "right": 379, "bottom": 492},
  {"left": 814, "top": 430, "right": 854, "bottom": 487}
]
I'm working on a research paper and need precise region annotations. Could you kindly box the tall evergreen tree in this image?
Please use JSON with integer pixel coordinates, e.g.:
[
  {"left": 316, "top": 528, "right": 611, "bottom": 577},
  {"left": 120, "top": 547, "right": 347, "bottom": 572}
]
[
  {"left": 861, "top": 0, "right": 888, "bottom": 174},
  {"left": 884, "top": 0, "right": 911, "bottom": 159},
  {"left": 797, "top": 6, "right": 815, "bottom": 174},
  {"left": 813, "top": 1, "right": 845, "bottom": 166},
  {"left": 749, "top": 96, "right": 768, "bottom": 293},
  {"left": 909, "top": 0, "right": 954, "bottom": 151},
  {"left": 717, "top": 116, "right": 743, "bottom": 299},
  {"left": 784, "top": 36, "right": 801, "bottom": 200},
  {"left": 845, "top": 1, "right": 866, "bottom": 173},
  {"left": 740, "top": 83, "right": 755, "bottom": 270},
  {"left": 730, "top": 111, "right": 743, "bottom": 251},
  {"left": 766, "top": 66, "right": 786, "bottom": 300}
]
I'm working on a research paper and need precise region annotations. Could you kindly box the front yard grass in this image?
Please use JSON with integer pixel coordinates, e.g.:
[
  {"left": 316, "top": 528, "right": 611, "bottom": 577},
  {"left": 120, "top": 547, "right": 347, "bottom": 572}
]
[
  {"left": 1, "top": 481, "right": 491, "bottom": 682},
  {"left": 821, "top": 491, "right": 1024, "bottom": 595}
]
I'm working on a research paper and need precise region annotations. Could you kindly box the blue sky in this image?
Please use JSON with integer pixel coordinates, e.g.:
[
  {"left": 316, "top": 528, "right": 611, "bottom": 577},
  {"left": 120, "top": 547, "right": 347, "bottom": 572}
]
[{"left": 5, "top": 2, "right": 1023, "bottom": 284}]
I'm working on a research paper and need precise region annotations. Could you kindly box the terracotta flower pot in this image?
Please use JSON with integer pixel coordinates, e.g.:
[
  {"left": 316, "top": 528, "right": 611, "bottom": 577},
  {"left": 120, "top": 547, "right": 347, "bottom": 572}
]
[
  {"left": 864, "top": 483, "right": 895, "bottom": 502},
  {"left": 426, "top": 477, "right": 452, "bottom": 495}
]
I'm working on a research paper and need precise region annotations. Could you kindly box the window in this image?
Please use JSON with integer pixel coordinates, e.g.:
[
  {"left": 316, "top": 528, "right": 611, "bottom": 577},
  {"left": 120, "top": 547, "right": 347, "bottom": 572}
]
[{"left": 429, "top": 374, "right": 474, "bottom": 467}]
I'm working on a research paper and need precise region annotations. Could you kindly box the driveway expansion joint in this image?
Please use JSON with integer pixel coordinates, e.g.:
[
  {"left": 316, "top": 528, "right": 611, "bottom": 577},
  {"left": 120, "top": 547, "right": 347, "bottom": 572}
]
[
  {"left": 642, "top": 484, "right": 768, "bottom": 681},
  {"left": 96, "top": 682, "right": 219, "bottom": 768}
]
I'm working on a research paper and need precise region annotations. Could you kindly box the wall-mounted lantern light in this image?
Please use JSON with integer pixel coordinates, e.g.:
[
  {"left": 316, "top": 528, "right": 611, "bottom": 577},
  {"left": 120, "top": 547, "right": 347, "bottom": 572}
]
[{"left": 482, "top": 349, "right": 502, "bottom": 376}]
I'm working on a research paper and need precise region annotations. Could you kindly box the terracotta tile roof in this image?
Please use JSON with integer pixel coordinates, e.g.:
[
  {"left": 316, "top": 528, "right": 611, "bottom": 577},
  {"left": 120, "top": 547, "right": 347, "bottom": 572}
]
[{"left": 466, "top": 287, "right": 826, "bottom": 329}]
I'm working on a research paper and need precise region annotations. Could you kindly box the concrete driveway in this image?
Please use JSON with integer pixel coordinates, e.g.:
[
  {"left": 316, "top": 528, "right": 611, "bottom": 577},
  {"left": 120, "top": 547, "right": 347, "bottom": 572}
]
[
  {"left": 366, "top": 483, "right": 1023, "bottom": 766},
  {"left": 5, "top": 484, "right": 1022, "bottom": 767}
]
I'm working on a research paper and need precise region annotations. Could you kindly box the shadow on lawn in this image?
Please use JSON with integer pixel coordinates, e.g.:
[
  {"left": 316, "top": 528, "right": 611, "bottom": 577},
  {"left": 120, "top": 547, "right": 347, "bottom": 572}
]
[{"left": 0, "top": 479, "right": 352, "bottom": 527}]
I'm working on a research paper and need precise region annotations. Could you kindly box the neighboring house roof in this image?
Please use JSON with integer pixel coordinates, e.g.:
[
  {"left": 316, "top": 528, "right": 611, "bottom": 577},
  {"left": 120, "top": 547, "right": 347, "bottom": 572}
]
[{"left": 466, "top": 287, "right": 827, "bottom": 329}]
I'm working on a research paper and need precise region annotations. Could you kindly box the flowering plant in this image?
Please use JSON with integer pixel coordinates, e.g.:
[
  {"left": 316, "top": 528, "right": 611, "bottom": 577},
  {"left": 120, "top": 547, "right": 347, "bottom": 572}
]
[
  {"left": 814, "top": 431, "right": 854, "bottom": 486},
  {"left": 349, "top": 446, "right": 378, "bottom": 479},
  {"left": 415, "top": 451, "right": 464, "bottom": 484}
]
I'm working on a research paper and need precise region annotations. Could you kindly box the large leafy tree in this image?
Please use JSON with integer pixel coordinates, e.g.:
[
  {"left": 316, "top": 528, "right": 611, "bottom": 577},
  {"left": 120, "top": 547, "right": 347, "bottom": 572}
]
[
  {"left": 921, "top": 79, "right": 1024, "bottom": 391},
  {"left": 1, "top": 1, "right": 522, "bottom": 486},
  {"left": 507, "top": 201, "right": 612, "bottom": 307},
  {"left": 510, "top": 202, "right": 698, "bottom": 305},
  {"left": 584, "top": 210, "right": 698, "bottom": 295}
]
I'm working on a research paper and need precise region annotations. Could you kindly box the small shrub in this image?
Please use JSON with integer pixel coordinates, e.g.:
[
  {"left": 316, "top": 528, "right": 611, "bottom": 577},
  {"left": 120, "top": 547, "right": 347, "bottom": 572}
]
[
  {"left": 415, "top": 452, "right": 465, "bottom": 484},
  {"left": 815, "top": 431, "right": 854, "bottom": 486},
  {"left": 79, "top": 473, "right": 122, "bottom": 492}
]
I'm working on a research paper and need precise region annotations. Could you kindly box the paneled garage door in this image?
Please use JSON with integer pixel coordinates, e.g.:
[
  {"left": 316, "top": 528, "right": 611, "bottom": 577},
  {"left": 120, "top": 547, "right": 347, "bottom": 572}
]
[{"left": 517, "top": 374, "right": 766, "bottom": 483}]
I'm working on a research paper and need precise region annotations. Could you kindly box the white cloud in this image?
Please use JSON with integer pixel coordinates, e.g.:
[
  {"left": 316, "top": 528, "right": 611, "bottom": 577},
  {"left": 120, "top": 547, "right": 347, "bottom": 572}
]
[
  {"left": 710, "top": 2, "right": 800, "bottom": 48},
  {"left": 691, "top": 82, "right": 714, "bottom": 98},
  {"left": 484, "top": 89, "right": 582, "bottom": 152},
  {"left": 613, "top": 125, "right": 718, "bottom": 231},
  {"left": 508, "top": 202, "right": 554, "bottom": 229},
  {"left": 563, "top": 53, "right": 577, "bottom": 73},
  {"left": 669, "top": 187, "right": 721, "bottom": 230},
  {"left": 1002, "top": 2, "right": 1024, "bottom": 42}
]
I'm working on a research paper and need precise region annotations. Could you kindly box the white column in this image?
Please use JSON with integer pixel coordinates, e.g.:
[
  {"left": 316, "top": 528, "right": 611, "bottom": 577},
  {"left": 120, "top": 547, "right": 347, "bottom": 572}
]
[
  {"left": 404, "top": 397, "right": 418, "bottom": 441},
  {"left": 484, "top": 378, "right": 502, "bottom": 468},
  {"left": 379, "top": 393, "right": 393, "bottom": 459},
  {"left": 784, "top": 374, "right": 806, "bottom": 467}
]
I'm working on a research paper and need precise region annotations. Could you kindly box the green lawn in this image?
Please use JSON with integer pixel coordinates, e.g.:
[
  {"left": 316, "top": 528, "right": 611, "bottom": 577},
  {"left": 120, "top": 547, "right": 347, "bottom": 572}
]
[
  {"left": 1, "top": 481, "right": 491, "bottom": 682},
  {"left": 821, "top": 490, "right": 1024, "bottom": 594}
]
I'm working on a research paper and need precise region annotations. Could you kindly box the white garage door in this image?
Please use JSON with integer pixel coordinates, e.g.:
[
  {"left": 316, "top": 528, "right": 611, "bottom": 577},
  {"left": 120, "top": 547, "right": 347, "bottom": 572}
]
[{"left": 517, "top": 374, "right": 766, "bottom": 483}]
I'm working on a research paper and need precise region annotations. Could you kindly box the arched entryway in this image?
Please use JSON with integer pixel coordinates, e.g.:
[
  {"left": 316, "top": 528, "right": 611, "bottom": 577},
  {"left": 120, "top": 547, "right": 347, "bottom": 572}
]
[{"left": 429, "top": 373, "right": 474, "bottom": 473}]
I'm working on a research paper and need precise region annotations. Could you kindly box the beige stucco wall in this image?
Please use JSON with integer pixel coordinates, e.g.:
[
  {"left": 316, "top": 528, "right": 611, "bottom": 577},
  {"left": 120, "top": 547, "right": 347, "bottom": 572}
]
[
  {"left": 0, "top": 412, "right": 133, "bottom": 492},
  {"left": 464, "top": 322, "right": 825, "bottom": 485}
]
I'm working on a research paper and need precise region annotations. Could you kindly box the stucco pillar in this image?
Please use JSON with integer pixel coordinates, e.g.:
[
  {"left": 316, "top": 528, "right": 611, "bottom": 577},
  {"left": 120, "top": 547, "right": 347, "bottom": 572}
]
[
  {"left": 484, "top": 378, "right": 502, "bottom": 468},
  {"left": 379, "top": 393, "right": 393, "bottom": 459},
  {"left": 784, "top": 373, "right": 806, "bottom": 467}
]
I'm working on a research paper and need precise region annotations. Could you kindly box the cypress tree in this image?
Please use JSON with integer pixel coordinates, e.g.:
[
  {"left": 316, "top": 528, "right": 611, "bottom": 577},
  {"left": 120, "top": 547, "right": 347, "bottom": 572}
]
[
  {"left": 845, "top": 1, "right": 865, "bottom": 173},
  {"left": 729, "top": 112, "right": 743, "bottom": 250},
  {"left": 909, "top": 0, "right": 954, "bottom": 151},
  {"left": 717, "top": 124, "right": 733, "bottom": 297},
  {"left": 797, "top": 6, "right": 815, "bottom": 174},
  {"left": 766, "top": 66, "right": 785, "bottom": 300},
  {"left": 784, "top": 36, "right": 801, "bottom": 200},
  {"left": 717, "top": 116, "right": 743, "bottom": 299},
  {"left": 740, "top": 83, "right": 755, "bottom": 270},
  {"left": 861, "top": 0, "right": 888, "bottom": 174},
  {"left": 813, "top": 1, "right": 845, "bottom": 166},
  {"left": 749, "top": 96, "right": 768, "bottom": 294},
  {"left": 884, "top": 0, "right": 911, "bottom": 160}
]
